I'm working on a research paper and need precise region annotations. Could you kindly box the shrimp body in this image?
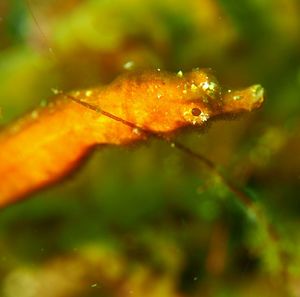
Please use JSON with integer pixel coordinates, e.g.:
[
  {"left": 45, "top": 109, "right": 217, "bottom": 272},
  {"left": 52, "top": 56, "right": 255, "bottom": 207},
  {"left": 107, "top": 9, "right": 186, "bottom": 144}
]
[{"left": 0, "top": 69, "right": 264, "bottom": 207}]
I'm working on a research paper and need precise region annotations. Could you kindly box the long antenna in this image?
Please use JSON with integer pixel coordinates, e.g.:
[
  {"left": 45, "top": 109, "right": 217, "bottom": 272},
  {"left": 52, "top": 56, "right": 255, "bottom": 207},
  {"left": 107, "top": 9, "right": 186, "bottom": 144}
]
[
  {"left": 26, "top": 0, "right": 56, "bottom": 59},
  {"left": 68, "top": 94, "right": 288, "bottom": 269},
  {"left": 67, "top": 93, "right": 253, "bottom": 207}
]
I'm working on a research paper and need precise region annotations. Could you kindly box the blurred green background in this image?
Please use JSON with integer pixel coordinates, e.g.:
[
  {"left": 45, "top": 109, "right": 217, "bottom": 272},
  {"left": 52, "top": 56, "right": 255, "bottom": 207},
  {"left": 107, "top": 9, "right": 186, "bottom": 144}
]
[{"left": 0, "top": 0, "right": 300, "bottom": 296}]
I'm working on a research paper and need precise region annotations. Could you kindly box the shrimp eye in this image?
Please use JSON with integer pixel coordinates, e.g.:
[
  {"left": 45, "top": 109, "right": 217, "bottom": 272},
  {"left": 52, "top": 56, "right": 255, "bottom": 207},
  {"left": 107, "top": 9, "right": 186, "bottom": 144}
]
[{"left": 191, "top": 108, "right": 201, "bottom": 116}]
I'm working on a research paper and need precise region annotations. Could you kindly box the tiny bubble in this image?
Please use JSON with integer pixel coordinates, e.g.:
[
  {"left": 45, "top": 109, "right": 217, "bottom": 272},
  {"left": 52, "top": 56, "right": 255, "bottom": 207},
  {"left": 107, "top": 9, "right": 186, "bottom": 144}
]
[
  {"left": 123, "top": 61, "right": 135, "bottom": 70},
  {"left": 233, "top": 95, "right": 242, "bottom": 100},
  {"left": 91, "top": 283, "right": 98, "bottom": 288},
  {"left": 132, "top": 128, "right": 141, "bottom": 135},
  {"left": 51, "top": 88, "right": 61, "bottom": 95},
  {"left": 170, "top": 143, "right": 175, "bottom": 148},
  {"left": 200, "top": 81, "right": 218, "bottom": 93},
  {"left": 177, "top": 70, "right": 183, "bottom": 78},
  {"left": 193, "top": 276, "right": 198, "bottom": 281},
  {"left": 208, "top": 82, "right": 217, "bottom": 91},
  {"left": 201, "top": 82, "right": 210, "bottom": 91},
  {"left": 191, "top": 84, "right": 198, "bottom": 92},
  {"left": 85, "top": 90, "right": 93, "bottom": 97},
  {"left": 200, "top": 112, "right": 209, "bottom": 122}
]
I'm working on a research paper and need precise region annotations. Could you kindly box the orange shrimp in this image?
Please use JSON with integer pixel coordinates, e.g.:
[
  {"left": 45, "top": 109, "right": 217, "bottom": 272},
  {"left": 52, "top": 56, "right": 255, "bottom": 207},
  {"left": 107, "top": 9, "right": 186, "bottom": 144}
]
[{"left": 0, "top": 69, "right": 264, "bottom": 207}]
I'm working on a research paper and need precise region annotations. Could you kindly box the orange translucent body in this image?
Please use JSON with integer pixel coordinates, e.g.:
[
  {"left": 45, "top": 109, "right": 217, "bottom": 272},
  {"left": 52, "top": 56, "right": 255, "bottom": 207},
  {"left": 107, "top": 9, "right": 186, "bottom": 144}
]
[{"left": 0, "top": 69, "right": 264, "bottom": 207}]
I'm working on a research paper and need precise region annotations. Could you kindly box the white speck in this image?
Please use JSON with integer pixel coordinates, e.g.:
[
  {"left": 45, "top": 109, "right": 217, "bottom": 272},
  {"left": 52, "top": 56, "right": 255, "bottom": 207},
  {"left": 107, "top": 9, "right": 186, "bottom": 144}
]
[
  {"left": 200, "top": 81, "right": 210, "bottom": 91},
  {"left": 51, "top": 88, "right": 61, "bottom": 95},
  {"left": 233, "top": 95, "right": 242, "bottom": 100},
  {"left": 170, "top": 143, "right": 175, "bottom": 148},
  {"left": 193, "top": 276, "right": 198, "bottom": 281},
  {"left": 200, "top": 81, "right": 218, "bottom": 92},
  {"left": 228, "top": 89, "right": 232, "bottom": 93},
  {"left": 85, "top": 90, "right": 93, "bottom": 97},
  {"left": 91, "top": 283, "right": 98, "bottom": 288},
  {"left": 208, "top": 82, "right": 218, "bottom": 91},
  {"left": 132, "top": 128, "right": 141, "bottom": 135},
  {"left": 177, "top": 70, "right": 183, "bottom": 78},
  {"left": 157, "top": 68, "right": 161, "bottom": 72},
  {"left": 182, "top": 89, "right": 187, "bottom": 94},
  {"left": 200, "top": 111, "right": 209, "bottom": 122},
  {"left": 123, "top": 61, "right": 135, "bottom": 70},
  {"left": 157, "top": 93, "right": 162, "bottom": 99},
  {"left": 191, "top": 84, "right": 198, "bottom": 92}
]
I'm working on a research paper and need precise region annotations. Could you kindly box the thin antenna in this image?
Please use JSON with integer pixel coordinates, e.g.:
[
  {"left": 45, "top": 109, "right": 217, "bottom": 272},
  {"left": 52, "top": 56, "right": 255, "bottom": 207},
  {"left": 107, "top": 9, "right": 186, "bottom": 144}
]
[
  {"left": 66, "top": 93, "right": 253, "bottom": 207},
  {"left": 67, "top": 93, "right": 286, "bottom": 271},
  {"left": 26, "top": 0, "right": 56, "bottom": 60},
  {"left": 66, "top": 95, "right": 140, "bottom": 130}
]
